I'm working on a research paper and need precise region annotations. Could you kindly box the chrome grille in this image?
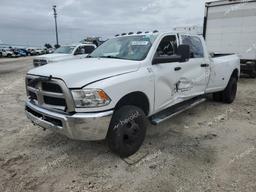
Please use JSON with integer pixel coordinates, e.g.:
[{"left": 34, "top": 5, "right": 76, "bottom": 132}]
[
  {"left": 26, "top": 75, "right": 75, "bottom": 112},
  {"left": 33, "top": 59, "right": 47, "bottom": 67}
]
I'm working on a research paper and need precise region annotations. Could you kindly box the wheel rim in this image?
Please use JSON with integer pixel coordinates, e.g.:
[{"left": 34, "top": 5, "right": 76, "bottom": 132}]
[{"left": 123, "top": 119, "right": 140, "bottom": 147}]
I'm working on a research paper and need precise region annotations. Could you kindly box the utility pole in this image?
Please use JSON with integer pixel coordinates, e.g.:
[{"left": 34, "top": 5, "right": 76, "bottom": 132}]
[{"left": 53, "top": 5, "right": 59, "bottom": 47}]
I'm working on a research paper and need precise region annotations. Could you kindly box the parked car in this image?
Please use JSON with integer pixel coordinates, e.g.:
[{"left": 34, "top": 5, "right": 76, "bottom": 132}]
[
  {"left": 26, "top": 48, "right": 35, "bottom": 56},
  {"left": 47, "top": 48, "right": 55, "bottom": 54},
  {"left": 33, "top": 43, "right": 97, "bottom": 67},
  {"left": 13, "top": 48, "right": 29, "bottom": 57},
  {"left": 34, "top": 49, "right": 44, "bottom": 55},
  {"left": 1, "top": 48, "right": 15, "bottom": 57},
  {"left": 204, "top": 0, "right": 256, "bottom": 77},
  {"left": 25, "top": 32, "right": 240, "bottom": 157},
  {"left": 0, "top": 49, "right": 4, "bottom": 58}
]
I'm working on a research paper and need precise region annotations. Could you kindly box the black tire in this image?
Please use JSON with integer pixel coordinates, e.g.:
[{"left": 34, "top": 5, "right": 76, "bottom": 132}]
[
  {"left": 107, "top": 105, "right": 147, "bottom": 158},
  {"left": 222, "top": 77, "right": 237, "bottom": 104},
  {"left": 213, "top": 92, "right": 223, "bottom": 102},
  {"left": 249, "top": 68, "right": 256, "bottom": 78}
]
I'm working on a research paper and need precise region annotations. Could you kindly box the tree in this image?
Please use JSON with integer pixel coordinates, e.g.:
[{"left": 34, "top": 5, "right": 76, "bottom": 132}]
[{"left": 44, "top": 43, "right": 52, "bottom": 49}]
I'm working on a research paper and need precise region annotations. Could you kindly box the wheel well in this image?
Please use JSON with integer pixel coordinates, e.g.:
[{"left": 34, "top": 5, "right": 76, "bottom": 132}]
[
  {"left": 231, "top": 69, "right": 239, "bottom": 80},
  {"left": 115, "top": 92, "right": 150, "bottom": 115}
]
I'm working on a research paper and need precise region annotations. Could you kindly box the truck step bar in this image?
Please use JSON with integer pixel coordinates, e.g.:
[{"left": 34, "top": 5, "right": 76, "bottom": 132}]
[{"left": 150, "top": 96, "right": 206, "bottom": 125}]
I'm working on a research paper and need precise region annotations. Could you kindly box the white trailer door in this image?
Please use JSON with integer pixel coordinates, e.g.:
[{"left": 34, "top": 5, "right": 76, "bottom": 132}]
[{"left": 205, "top": 1, "right": 256, "bottom": 60}]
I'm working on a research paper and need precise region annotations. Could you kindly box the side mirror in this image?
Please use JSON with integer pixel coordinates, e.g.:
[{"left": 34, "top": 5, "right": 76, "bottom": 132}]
[
  {"left": 177, "top": 44, "right": 190, "bottom": 62},
  {"left": 152, "top": 55, "right": 182, "bottom": 65},
  {"left": 209, "top": 52, "right": 215, "bottom": 58},
  {"left": 152, "top": 44, "right": 190, "bottom": 65}
]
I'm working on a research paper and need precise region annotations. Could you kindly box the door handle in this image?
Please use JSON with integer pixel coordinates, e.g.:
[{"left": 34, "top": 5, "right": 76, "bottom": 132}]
[
  {"left": 201, "top": 64, "right": 209, "bottom": 67},
  {"left": 174, "top": 67, "right": 182, "bottom": 71}
]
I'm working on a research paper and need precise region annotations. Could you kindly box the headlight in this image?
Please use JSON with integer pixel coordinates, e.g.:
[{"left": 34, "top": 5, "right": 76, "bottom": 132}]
[{"left": 71, "top": 89, "right": 111, "bottom": 108}]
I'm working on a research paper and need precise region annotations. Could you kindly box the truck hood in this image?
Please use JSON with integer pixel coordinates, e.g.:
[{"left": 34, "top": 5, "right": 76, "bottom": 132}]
[
  {"left": 36, "top": 53, "right": 71, "bottom": 62},
  {"left": 28, "top": 58, "right": 140, "bottom": 88}
]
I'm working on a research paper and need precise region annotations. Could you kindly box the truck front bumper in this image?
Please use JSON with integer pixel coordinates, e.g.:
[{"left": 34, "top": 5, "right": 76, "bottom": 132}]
[{"left": 25, "top": 101, "right": 113, "bottom": 141}]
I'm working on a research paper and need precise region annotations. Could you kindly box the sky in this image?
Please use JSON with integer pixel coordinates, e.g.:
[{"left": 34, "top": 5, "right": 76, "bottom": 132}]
[{"left": 0, "top": 0, "right": 209, "bottom": 47}]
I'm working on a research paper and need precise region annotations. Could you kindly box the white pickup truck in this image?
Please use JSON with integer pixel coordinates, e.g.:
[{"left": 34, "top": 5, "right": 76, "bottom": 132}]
[
  {"left": 25, "top": 32, "right": 240, "bottom": 157},
  {"left": 0, "top": 48, "right": 15, "bottom": 57},
  {"left": 33, "top": 43, "right": 97, "bottom": 67}
]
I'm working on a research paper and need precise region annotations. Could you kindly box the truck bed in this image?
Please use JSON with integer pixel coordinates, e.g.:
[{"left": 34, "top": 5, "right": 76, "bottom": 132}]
[{"left": 206, "top": 53, "right": 240, "bottom": 93}]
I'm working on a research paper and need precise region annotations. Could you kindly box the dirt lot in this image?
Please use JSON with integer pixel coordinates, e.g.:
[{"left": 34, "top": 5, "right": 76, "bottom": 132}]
[{"left": 0, "top": 57, "right": 255, "bottom": 192}]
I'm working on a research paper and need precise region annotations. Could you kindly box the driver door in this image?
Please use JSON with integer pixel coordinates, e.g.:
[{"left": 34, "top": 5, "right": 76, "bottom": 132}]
[{"left": 152, "top": 35, "right": 185, "bottom": 112}]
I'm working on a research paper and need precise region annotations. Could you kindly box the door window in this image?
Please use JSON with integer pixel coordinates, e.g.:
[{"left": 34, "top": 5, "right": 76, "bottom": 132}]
[
  {"left": 83, "top": 46, "right": 96, "bottom": 54},
  {"left": 74, "top": 47, "right": 84, "bottom": 55},
  {"left": 155, "top": 35, "right": 178, "bottom": 57},
  {"left": 181, "top": 35, "right": 204, "bottom": 58},
  {"left": 75, "top": 46, "right": 95, "bottom": 55}
]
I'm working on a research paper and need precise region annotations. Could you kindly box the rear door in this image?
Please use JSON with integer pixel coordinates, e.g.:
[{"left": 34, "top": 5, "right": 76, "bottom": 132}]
[{"left": 178, "top": 35, "right": 209, "bottom": 99}]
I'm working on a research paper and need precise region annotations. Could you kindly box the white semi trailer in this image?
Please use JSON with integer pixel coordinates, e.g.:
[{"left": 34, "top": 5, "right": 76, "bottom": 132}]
[{"left": 203, "top": 0, "right": 256, "bottom": 77}]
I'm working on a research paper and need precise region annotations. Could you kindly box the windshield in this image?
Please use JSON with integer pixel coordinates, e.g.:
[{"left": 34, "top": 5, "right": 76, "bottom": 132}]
[
  {"left": 89, "top": 35, "right": 157, "bottom": 61},
  {"left": 54, "top": 46, "right": 75, "bottom": 54}
]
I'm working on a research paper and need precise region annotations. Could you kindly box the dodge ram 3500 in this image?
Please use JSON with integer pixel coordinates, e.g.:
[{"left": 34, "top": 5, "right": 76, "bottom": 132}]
[
  {"left": 33, "top": 43, "right": 97, "bottom": 67},
  {"left": 25, "top": 32, "right": 240, "bottom": 157}
]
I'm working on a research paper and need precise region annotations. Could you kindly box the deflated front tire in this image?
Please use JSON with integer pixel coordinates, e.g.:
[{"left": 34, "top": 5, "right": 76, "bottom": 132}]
[{"left": 107, "top": 105, "right": 147, "bottom": 158}]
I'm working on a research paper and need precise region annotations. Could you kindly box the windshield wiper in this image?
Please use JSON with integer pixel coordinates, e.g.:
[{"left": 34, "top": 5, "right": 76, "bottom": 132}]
[{"left": 99, "top": 55, "right": 122, "bottom": 59}]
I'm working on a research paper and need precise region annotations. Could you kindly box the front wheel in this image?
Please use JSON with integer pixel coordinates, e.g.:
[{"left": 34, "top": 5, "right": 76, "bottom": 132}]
[{"left": 107, "top": 105, "right": 147, "bottom": 158}]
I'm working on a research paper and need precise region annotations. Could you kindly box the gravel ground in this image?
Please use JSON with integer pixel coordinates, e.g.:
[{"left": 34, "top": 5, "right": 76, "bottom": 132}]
[{"left": 0, "top": 57, "right": 255, "bottom": 192}]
